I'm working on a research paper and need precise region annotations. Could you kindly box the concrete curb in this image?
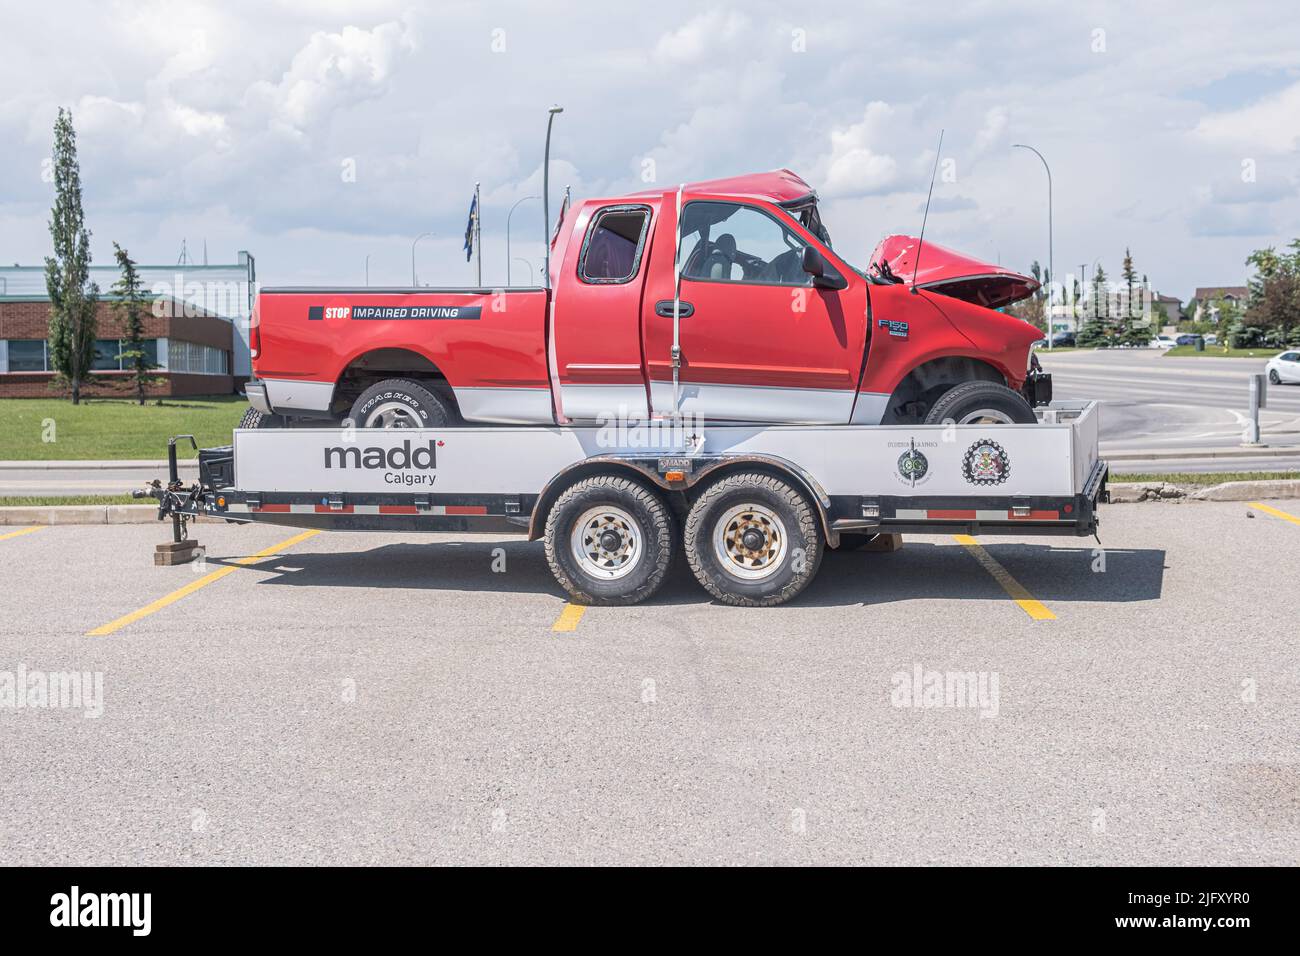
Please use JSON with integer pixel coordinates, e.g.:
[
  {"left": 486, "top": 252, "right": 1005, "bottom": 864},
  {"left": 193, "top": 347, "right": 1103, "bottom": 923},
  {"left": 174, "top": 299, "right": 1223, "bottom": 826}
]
[
  {"left": 1192, "top": 479, "right": 1300, "bottom": 502},
  {"left": 1104, "top": 446, "right": 1300, "bottom": 462},
  {"left": 1107, "top": 479, "right": 1300, "bottom": 503},
  {"left": 0, "top": 505, "right": 159, "bottom": 525}
]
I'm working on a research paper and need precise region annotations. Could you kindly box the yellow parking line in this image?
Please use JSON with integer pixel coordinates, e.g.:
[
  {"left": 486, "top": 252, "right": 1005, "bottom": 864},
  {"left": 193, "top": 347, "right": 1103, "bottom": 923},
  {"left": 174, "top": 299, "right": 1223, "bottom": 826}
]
[
  {"left": 1249, "top": 502, "right": 1300, "bottom": 527},
  {"left": 953, "top": 534, "right": 1056, "bottom": 621},
  {"left": 87, "top": 529, "right": 320, "bottom": 636},
  {"left": 0, "top": 526, "right": 43, "bottom": 542},
  {"left": 551, "top": 603, "right": 587, "bottom": 632}
]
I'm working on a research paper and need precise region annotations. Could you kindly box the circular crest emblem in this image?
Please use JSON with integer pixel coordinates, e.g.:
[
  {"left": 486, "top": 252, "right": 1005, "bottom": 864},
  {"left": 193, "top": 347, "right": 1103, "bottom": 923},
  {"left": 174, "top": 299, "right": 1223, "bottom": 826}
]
[
  {"left": 897, "top": 446, "right": 929, "bottom": 486},
  {"left": 962, "top": 438, "right": 1010, "bottom": 485}
]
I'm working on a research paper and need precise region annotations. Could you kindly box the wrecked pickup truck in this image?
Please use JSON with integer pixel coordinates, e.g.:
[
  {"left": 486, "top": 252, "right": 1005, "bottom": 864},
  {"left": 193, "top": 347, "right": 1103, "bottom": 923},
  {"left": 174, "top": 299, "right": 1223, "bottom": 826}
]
[{"left": 242, "top": 169, "right": 1050, "bottom": 430}]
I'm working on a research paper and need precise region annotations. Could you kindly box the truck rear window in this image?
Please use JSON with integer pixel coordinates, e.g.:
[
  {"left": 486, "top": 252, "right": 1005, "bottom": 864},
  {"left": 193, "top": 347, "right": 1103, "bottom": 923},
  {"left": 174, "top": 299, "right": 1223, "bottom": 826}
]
[{"left": 579, "top": 206, "right": 650, "bottom": 283}]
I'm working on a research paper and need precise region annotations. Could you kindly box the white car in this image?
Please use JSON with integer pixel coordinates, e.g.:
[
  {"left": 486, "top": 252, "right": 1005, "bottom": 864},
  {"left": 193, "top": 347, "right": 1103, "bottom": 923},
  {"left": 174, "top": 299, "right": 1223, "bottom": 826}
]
[
  {"left": 1150, "top": 335, "right": 1177, "bottom": 349},
  {"left": 1266, "top": 350, "right": 1300, "bottom": 384},
  {"left": 1203, "top": 333, "right": 1218, "bottom": 345}
]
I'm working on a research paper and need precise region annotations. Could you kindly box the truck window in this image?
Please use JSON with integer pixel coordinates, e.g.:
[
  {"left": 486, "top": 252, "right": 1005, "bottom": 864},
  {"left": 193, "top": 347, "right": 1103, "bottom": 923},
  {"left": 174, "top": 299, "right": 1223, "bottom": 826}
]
[
  {"left": 579, "top": 205, "right": 651, "bottom": 283},
  {"left": 679, "top": 201, "right": 837, "bottom": 287}
]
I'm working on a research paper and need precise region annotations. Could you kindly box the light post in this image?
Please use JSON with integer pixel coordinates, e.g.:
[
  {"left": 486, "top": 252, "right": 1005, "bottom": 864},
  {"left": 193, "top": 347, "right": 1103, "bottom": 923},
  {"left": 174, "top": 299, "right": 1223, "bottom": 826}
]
[
  {"left": 365, "top": 254, "right": 371, "bottom": 287},
  {"left": 542, "top": 106, "right": 563, "bottom": 290},
  {"left": 507, "top": 195, "right": 540, "bottom": 286},
  {"left": 513, "top": 257, "right": 535, "bottom": 282},
  {"left": 411, "top": 232, "right": 432, "bottom": 286},
  {"left": 1013, "top": 144, "right": 1052, "bottom": 349}
]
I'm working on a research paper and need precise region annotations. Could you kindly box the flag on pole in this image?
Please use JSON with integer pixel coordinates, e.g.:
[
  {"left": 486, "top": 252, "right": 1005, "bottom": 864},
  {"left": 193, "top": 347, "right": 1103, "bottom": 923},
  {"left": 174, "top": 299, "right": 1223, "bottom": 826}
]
[{"left": 463, "top": 189, "right": 479, "bottom": 263}]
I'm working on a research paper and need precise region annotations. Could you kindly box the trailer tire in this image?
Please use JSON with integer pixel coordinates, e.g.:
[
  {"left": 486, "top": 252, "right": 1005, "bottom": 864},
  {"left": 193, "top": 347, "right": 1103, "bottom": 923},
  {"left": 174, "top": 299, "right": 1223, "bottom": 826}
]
[
  {"left": 349, "top": 378, "right": 452, "bottom": 429},
  {"left": 544, "top": 476, "right": 675, "bottom": 606},
  {"left": 923, "top": 380, "right": 1037, "bottom": 425},
  {"left": 684, "top": 473, "right": 823, "bottom": 607}
]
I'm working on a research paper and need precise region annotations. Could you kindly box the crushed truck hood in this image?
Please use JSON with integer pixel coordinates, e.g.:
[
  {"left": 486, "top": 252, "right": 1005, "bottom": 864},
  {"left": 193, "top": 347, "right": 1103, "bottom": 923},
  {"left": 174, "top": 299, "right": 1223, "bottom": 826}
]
[{"left": 868, "top": 235, "right": 1040, "bottom": 309}]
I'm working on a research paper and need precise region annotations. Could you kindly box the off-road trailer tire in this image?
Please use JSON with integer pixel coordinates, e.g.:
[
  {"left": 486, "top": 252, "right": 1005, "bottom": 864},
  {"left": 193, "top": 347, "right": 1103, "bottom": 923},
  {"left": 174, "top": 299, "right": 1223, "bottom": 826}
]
[
  {"left": 924, "top": 380, "right": 1037, "bottom": 425},
  {"left": 349, "top": 378, "right": 453, "bottom": 429},
  {"left": 544, "top": 475, "right": 675, "bottom": 606},
  {"left": 684, "top": 472, "right": 823, "bottom": 607}
]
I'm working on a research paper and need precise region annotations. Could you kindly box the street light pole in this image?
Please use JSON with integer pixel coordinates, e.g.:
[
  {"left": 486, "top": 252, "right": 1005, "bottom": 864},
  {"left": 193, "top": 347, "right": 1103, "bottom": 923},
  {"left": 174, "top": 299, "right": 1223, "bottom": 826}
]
[
  {"left": 507, "top": 195, "right": 540, "bottom": 286},
  {"left": 411, "top": 232, "right": 432, "bottom": 286},
  {"left": 1013, "top": 144, "right": 1052, "bottom": 350},
  {"left": 365, "top": 254, "right": 371, "bottom": 287},
  {"left": 513, "top": 257, "right": 535, "bottom": 282},
  {"left": 542, "top": 106, "right": 563, "bottom": 290}
]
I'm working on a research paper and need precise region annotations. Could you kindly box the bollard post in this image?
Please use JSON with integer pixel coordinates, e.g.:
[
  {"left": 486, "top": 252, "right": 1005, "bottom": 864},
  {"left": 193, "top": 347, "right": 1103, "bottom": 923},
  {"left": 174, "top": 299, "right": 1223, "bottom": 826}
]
[{"left": 1243, "top": 373, "right": 1267, "bottom": 446}]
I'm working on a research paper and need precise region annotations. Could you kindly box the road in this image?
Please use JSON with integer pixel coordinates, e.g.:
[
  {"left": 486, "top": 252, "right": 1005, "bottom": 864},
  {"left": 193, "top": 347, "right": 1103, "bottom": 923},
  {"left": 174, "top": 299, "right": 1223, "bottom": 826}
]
[
  {"left": 1040, "top": 349, "right": 1300, "bottom": 472},
  {"left": 2, "top": 501, "right": 1298, "bottom": 866}
]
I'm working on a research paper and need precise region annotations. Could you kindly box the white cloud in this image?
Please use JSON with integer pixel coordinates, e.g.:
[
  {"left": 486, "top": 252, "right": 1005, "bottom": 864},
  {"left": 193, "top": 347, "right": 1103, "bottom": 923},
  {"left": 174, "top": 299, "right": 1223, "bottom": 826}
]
[
  {"left": 1194, "top": 80, "right": 1300, "bottom": 153},
  {"left": 811, "top": 102, "right": 900, "bottom": 198},
  {"left": 653, "top": 11, "right": 750, "bottom": 63}
]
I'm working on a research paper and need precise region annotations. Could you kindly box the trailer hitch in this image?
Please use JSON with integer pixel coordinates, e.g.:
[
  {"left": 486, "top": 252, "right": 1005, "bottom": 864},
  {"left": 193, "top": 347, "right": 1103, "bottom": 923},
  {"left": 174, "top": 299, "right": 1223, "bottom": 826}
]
[{"left": 131, "top": 435, "right": 203, "bottom": 542}]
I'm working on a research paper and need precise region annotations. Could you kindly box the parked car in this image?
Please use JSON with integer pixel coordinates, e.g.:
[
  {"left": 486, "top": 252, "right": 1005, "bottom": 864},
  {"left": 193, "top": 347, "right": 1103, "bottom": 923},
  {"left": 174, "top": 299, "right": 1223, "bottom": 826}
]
[
  {"left": 1050, "top": 331, "right": 1076, "bottom": 348},
  {"left": 1175, "top": 333, "right": 1203, "bottom": 346},
  {"left": 1150, "top": 335, "right": 1177, "bottom": 349},
  {"left": 1204, "top": 333, "right": 1218, "bottom": 345},
  {"left": 1266, "top": 351, "right": 1300, "bottom": 384},
  {"left": 244, "top": 170, "right": 1051, "bottom": 429}
]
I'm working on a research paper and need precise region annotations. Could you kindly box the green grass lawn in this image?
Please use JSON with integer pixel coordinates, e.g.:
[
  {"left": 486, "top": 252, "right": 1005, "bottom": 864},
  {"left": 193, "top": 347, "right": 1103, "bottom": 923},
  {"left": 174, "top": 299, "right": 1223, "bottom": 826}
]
[
  {"left": 1164, "top": 345, "right": 1283, "bottom": 358},
  {"left": 0, "top": 396, "right": 246, "bottom": 461},
  {"left": 0, "top": 494, "right": 141, "bottom": 506}
]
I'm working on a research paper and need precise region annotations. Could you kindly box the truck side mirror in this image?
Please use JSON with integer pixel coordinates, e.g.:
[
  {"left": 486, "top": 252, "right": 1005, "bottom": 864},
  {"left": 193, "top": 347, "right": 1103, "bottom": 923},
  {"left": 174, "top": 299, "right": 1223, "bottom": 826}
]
[{"left": 801, "top": 245, "right": 824, "bottom": 278}]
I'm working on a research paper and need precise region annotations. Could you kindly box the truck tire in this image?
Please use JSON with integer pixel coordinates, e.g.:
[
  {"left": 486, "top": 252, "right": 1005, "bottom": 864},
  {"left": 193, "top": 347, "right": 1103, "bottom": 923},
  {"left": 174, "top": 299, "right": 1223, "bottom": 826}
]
[
  {"left": 348, "top": 378, "right": 452, "bottom": 429},
  {"left": 544, "top": 476, "right": 675, "bottom": 606},
  {"left": 238, "top": 407, "right": 285, "bottom": 429},
  {"left": 923, "top": 380, "right": 1037, "bottom": 425},
  {"left": 683, "top": 473, "right": 823, "bottom": 607}
]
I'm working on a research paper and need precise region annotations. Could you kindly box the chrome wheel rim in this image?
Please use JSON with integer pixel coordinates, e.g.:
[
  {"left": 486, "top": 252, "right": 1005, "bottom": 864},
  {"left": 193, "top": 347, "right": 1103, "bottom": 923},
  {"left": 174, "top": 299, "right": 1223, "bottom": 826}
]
[
  {"left": 364, "top": 400, "right": 422, "bottom": 429},
  {"left": 713, "top": 503, "right": 787, "bottom": 580},
  {"left": 955, "top": 408, "right": 1016, "bottom": 425},
  {"left": 570, "top": 506, "right": 643, "bottom": 580}
]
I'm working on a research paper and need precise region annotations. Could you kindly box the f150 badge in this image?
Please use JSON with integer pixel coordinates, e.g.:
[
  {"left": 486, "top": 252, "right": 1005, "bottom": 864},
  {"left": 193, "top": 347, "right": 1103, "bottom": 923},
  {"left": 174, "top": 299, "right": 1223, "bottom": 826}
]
[{"left": 877, "top": 318, "right": 909, "bottom": 338}]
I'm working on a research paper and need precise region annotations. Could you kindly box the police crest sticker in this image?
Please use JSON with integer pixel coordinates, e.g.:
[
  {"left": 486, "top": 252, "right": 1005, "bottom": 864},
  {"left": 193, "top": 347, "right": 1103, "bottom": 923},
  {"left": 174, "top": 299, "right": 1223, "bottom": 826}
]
[
  {"left": 893, "top": 437, "right": 932, "bottom": 487},
  {"left": 962, "top": 438, "right": 1010, "bottom": 485}
]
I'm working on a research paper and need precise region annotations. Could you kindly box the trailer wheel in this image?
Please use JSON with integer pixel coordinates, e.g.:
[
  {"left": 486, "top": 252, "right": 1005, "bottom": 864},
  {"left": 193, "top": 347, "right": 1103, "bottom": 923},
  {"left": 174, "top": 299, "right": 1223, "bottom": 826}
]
[
  {"left": 923, "top": 380, "right": 1037, "bottom": 425},
  {"left": 684, "top": 473, "right": 823, "bottom": 607},
  {"left": 544, "top": 476, "right": 674, "bottom": 606},
  {"left": 349, "top": 378, "right": 452, "bottom": 429}
]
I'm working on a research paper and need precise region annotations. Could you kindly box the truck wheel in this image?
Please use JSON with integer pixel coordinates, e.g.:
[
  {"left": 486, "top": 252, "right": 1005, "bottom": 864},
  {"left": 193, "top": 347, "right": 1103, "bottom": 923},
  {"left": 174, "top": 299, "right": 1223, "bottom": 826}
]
[
  {"left": 683, "top": 473, "right": 823, "bottom": 607},
  {"left": 349, "top": 378, "right": 452, "bottom": 429},
  {"left": 544, "top": 476, "right": 675, "bottom": 606},
  {"left": 923, "top": 380, "right": 1037, "bottom": 425},
  {"left": 238, "top": 407, "right": 286, "bottom": 429}
]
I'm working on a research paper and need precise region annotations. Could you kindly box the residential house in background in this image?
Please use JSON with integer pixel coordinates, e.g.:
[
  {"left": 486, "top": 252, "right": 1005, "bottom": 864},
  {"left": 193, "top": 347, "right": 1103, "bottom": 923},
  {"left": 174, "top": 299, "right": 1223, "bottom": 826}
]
[{"left": 1190, "top": 286, "right": 1248, "bottom": 324}]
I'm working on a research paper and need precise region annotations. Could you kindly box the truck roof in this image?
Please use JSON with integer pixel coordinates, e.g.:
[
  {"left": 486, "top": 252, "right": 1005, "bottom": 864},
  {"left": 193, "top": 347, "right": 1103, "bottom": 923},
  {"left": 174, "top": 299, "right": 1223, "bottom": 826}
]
[{"left": 625, "top": 168, "right": 815, "bottom": 205}]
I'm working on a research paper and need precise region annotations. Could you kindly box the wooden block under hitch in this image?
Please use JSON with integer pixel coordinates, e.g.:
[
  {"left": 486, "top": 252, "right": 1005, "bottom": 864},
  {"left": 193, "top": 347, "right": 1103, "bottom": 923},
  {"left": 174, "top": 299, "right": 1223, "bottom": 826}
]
[{"left": 154, "top": 540, "right": 202, "bottom": 566}]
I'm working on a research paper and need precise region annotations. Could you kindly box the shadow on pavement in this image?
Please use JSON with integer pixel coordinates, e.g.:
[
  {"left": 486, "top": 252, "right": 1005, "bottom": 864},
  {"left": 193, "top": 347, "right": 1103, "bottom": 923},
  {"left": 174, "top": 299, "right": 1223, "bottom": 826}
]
[{"left": 210, "top": 537, "right": 1167, "bottom": 608}]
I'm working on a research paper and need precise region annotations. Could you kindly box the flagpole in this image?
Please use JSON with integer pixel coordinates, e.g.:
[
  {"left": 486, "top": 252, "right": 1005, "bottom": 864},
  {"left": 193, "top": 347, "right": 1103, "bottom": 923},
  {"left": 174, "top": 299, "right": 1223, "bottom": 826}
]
[{"left": 474, "top": 181, "right": 482, "bottom": 287}]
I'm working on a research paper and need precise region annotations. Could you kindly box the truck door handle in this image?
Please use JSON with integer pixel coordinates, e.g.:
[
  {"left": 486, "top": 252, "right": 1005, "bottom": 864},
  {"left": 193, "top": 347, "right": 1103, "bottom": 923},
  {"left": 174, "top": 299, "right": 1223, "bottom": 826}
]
[{"left": 655, "top": 299, "right": 694, "bottom": 318}]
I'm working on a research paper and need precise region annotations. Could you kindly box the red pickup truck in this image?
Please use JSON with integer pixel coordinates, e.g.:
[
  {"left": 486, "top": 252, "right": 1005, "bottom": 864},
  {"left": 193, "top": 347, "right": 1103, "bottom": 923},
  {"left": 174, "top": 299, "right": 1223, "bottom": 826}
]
[{"left": 244, "top": 169, "right": 1049, "bottom": 430}]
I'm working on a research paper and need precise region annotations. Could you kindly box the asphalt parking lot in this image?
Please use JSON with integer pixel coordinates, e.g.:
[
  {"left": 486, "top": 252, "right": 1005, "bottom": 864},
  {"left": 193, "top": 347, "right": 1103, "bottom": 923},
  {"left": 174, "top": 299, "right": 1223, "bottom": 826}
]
[{"left": 2, "top": 500, "right": 1297, "bottom": 866}]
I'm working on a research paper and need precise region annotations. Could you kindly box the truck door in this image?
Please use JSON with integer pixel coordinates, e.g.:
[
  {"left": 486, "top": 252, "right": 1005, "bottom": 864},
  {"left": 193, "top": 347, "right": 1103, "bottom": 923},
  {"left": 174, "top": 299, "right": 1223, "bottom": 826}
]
[
  {"left": 641, "top": 199, "right": 865, "bottom": 423},
  {"left": 550, "top": 202, "right": 657, "bottom": 421}
]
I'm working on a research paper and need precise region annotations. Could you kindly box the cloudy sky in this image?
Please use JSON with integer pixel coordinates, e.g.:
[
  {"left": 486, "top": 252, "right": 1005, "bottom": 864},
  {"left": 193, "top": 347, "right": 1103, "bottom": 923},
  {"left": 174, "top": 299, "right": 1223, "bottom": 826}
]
[{"left": 2, "top": 0, "right": 1297, "bottom": 300}]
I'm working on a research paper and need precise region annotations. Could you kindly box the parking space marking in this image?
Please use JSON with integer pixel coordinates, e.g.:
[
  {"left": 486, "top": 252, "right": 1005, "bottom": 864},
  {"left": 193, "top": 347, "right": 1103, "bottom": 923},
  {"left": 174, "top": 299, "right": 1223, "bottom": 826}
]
[
  {"left": 87, "top": 529, "right": 320, "bottom": 637},
  {"left": 0, "top": 526, "right": 43, "bottom": 542},
  {"left": 1249, "top": 502, "right": 1300, "bottom": 527},
  {"left": 952, "top": 534, "right": 1056, "bottom": 621},
  {"left": 551, "top": 603, "right": 587, "bottom": 632}
]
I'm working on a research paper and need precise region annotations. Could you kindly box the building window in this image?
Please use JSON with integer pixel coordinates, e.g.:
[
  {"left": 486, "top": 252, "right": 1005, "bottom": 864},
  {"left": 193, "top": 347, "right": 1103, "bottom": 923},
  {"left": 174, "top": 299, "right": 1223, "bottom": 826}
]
[
  {"left": 165, "top": 339, "right": 229, "bottom": 375},
  {"left": 6, "top": 340, "right": 48, "bottom": 372}
]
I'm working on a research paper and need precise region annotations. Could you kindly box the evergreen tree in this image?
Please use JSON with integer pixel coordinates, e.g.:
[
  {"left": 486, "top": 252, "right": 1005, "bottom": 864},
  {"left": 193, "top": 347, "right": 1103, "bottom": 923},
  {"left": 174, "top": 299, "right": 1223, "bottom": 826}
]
[
  {"left": 43, "top": 108, "right": 98, "bottom": 404},
  {"left": 111, "top": 243, "right": 161, "bottom": 405}
]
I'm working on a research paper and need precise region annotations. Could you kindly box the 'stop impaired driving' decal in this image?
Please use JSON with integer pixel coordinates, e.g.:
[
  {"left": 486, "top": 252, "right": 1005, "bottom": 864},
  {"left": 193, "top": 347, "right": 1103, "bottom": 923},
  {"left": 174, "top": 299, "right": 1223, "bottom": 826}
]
[
  {"left": 962, "top": 438, "right": 1010, "bottom": 485},
  {"left": 308, "top": 304, "right": 482, "bottom": 321}
]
